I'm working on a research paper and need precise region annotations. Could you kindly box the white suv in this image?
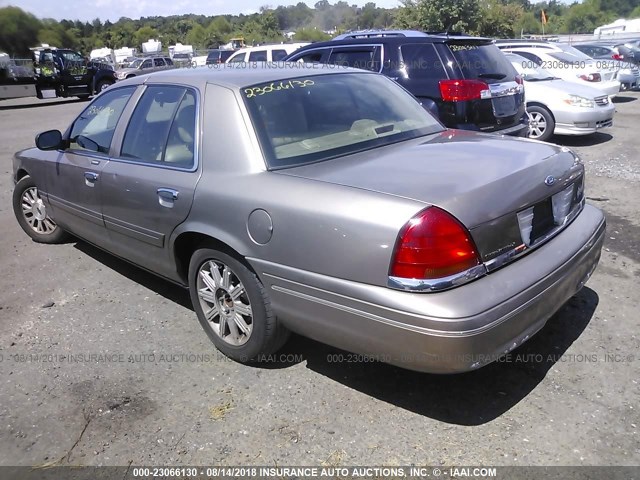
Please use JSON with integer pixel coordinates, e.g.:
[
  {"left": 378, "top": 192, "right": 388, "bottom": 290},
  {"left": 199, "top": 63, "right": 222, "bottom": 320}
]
[{"left": 226, "top": 43, "right": 309, "bottom": 63}]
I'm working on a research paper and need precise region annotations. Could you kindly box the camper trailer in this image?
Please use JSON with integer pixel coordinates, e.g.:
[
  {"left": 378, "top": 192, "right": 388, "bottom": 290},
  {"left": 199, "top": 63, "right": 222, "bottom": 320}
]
[{"left": 142, "top": 39, "right": 162, "bottom": 54}]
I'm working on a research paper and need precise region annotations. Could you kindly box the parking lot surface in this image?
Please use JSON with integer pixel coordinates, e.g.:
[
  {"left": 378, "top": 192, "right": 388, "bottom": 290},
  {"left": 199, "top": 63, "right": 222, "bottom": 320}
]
[{"left": 0, "top": 93, "right": 638, "bottom": 467}]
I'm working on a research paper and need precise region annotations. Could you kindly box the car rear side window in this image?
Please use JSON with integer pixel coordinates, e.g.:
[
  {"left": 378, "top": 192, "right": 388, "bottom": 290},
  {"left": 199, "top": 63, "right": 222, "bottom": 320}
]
[
  {"left": 448, "top": 42, "right": 516, "bottom": 80},
  {"left": 154, "top": 58, "right": 165, "bottom": 67},
  {"left": 272, "top": 49, "right": 288, "bottom": 61},
  {"left": 120, "top": 86, "right": 197, "bottom": 168},
  {"left": 400, "top": 44, "right": 446, "bottom": 80},
  {"left": 249, "top": 50, "right": 268, "bottom": 62},
  {"left": 68, "top": 86, "right": 136, "bottom": 155},
  {"left": 328, "top": 47, "right": 381, "bottom": 72}
]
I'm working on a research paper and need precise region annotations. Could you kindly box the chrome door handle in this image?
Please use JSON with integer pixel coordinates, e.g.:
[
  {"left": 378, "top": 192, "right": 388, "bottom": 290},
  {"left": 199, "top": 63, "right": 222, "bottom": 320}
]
[
  {"left": 84, "top": 171, "right": 99, "bottom": 187},
  {"left": 157, "top": 188, "right": 179, "bottom": 208}
]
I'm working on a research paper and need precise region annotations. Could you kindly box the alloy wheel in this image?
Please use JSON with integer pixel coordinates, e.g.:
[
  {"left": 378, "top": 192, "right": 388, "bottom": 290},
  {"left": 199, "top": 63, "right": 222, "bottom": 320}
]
[
  {"left": 528, "top": 112, "right": 547, "bottom": 138},
  {"left": 21, "top": 187, "right": 57, "bottom": 235},
  {"left": 196, "top": 259, "right": 253, "bottom": 346}
]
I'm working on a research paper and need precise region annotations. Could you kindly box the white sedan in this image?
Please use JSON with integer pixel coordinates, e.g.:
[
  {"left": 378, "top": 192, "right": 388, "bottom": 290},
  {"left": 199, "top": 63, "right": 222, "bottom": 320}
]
[
  {"left": 507, "top": 53, "right": 616, "bottom": 141},
  {"left": 502, "top": 47, "right": 620, "bottom": 98}
]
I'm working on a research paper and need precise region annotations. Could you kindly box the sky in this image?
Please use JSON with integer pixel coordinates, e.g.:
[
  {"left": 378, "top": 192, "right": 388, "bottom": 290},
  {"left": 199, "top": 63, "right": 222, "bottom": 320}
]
[{"left": 2, "top": 0, "right": 403, "bottom": 22}]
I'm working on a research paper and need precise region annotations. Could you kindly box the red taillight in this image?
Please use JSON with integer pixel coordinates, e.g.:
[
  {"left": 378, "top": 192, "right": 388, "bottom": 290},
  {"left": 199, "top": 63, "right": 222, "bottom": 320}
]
[
  {"left": 439, "top": 79, "right": 490, "bottom": 102},
  {"left": 612, "top": 54, "right": 622, "bottom": 60},
  {"left": 515, "top": 74, "right": 523, "bottom": 85},
  {"left": 579, "top": 73, "right": 601, "bottom": 82},
  {"left": 390, "top": 207, "right": 481, "bottom": 280}
]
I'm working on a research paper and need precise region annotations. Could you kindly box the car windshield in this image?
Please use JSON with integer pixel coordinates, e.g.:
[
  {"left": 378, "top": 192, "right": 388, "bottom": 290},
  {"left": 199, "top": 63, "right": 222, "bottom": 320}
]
[
  {"left": 243, "top": 73, "right": 443, "bottom": 169},
  {"left": 557, "top": 44, "right": 593, "bottom": 60},
  {"left": 129, "top": 59, "right": 143, "bottom": 68},
  {"left": 548, "top": 51, "right": 587, "bottom": 64},
  {"left": 59, "top": 51, "right": 84, "bottom": 63},
  {"left": 507, "top": 54, "right": 556, "bottom": 80}
]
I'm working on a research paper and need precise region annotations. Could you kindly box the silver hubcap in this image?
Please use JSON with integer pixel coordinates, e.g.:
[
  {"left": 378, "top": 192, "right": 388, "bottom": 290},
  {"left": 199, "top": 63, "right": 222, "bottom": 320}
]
[
  {"left": 529, "top": 112, "right": 548, "bottom": 138},
  {"left": 21, "top": 187, "right": 57, "bottom": 235},
  {"left": 197, "top": 260, "right": 253, "bottom": 346},
  {"left": 100, "top": 83, "right": 109, "bottom": 91}
]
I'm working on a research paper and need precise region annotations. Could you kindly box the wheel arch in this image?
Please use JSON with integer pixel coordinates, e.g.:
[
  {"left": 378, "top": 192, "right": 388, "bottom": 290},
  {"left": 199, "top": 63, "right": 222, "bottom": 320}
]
[
  {"left": 15, "top": 168, "right": 30, "bottom": 182},
  {"left": 172, "top": 230, "right": 254, "bottom": 285},
  {"left": 526, "top": 102, "right": 556, "bottom": 122}
]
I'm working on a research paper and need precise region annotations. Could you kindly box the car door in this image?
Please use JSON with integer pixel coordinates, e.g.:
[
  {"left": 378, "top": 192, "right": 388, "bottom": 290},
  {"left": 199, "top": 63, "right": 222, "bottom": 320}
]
[
  {"left": 153, "top": 57, "right": 166, "bottom": 73},
  {"left": 139, "top": 58, "right": 153, "bottom": 74},
  {"left": 100, "top": 84, "right": 200, "bottom": 277},
  {"left": 45, "top": 85, "right": 137, "bottom": 246}
]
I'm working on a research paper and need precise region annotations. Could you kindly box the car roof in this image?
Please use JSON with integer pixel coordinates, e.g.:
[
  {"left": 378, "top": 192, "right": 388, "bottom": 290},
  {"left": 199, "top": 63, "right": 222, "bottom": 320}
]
[
  {"left": 291, "top": 34, "right": 491, "bottom": 53},
  {"left": 231, "top": 43, "right": 309, "bottom": 54},
  {"left": 332, "top": 30, "right": 429, "bottom": 40},
  {"left": 115, "top": 63, "right": 371, "bottom": 90}
]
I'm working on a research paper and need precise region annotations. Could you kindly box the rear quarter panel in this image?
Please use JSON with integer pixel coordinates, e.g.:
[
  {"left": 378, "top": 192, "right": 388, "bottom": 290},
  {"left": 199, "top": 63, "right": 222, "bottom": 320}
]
[{"left": 172, "top": 82, "right": 426, "bottom": 287}]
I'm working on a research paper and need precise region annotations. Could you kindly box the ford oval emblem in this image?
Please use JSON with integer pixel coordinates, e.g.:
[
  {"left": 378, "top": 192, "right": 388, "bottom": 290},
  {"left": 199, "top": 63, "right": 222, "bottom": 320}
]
[{"left": 544, "top": 175, "right": 556, "bottom": 186}]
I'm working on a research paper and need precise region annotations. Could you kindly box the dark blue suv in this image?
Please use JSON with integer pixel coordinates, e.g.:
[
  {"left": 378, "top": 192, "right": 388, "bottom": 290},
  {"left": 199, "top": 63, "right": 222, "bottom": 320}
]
[{"left": 284, "top": 30, "right": 529, "bottom": 136}]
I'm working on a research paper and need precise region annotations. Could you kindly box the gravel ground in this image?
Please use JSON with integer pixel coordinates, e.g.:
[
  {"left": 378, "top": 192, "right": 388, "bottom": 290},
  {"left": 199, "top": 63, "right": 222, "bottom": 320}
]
[{"left": 0, "top": 92, "right": 638, "bottom": 468}]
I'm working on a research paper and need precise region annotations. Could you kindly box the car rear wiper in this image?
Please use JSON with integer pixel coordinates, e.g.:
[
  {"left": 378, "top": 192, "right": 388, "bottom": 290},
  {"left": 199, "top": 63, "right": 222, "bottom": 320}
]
[{"left": 477, "top": 73, "right": 507, "bottom": 80}]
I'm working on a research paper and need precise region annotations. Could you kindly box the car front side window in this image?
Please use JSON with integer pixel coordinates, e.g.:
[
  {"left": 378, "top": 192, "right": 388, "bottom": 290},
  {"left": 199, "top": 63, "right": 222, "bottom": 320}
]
[
  {"left": 68, "top": 86, "right": 136, "bottom": 155},
  {"left": 328, "top": 47, "right": 381, "bottom": 72},
  {"left": 228, "top": 53, "right": 246, "bottom": 63},
  {"left": 120, "top": 85, "right": 196, "bottom": 168},
  {"left": 291, "top": 49, "right": 329, "bottom": 63},
  {"left": 141, "top": 59, "right": 152, "bottom": 69}
]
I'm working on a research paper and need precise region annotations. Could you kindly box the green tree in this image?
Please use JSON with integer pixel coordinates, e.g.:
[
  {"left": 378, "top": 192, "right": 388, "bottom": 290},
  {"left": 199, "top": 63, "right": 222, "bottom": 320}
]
[
  {"left": 479, "top": 0, "right": 525, "bottom": 37},
  {"left": 133, "top": 25, "right": 159, "bottom": 49},
  {"left": 293, "top": 27, "right": 332, "bottom": 41},
  {"left": 563, "top": 0, "right": 613, "bottom": 33},
  {"left": 186, "top": 24, "right": 207, "bottom": 48},
  {"left": 0, "top": 6, "right": 42, "bottom": 55},
  {"left": 395, "top": 0, "right": 482, "bottom": 34}
]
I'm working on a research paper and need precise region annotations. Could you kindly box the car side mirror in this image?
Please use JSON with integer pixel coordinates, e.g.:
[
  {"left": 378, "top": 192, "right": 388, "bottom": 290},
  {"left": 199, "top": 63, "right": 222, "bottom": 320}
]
[{"left": 35, "top": 130, "right": 63, "bottom": 151}]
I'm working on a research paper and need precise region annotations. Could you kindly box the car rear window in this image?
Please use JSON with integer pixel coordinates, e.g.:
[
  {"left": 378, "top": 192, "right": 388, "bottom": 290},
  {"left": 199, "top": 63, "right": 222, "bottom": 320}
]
[
  {"left": 242, "top": 73, "right": 443, "bottom": 169},
  {"left": 448, "top": 41, "right": 516, "bottom": 80}
]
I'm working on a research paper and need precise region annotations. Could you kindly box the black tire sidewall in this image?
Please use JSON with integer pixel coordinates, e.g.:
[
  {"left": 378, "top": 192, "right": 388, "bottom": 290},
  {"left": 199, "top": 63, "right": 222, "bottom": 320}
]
[
  {"left": 528, "top": 106, "right": 555, "bottom": 142},
  {"left": 12, "top": 176, "right": 67, "bottom": 244},
  {"left": 188, "top": 248, "right": 276, "bottom": 362},
  {"left": 96, "top": 80, "right": 112, "bottom": 92}
]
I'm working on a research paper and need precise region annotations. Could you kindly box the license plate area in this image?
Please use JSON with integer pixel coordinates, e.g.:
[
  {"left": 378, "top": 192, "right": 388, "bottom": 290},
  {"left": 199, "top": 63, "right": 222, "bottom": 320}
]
[
  {"left": 517, "top": 181, "right": 582, "bottom": 247},
  {"left": 491, "top": 94, "right": 517, "bottom": 118}
]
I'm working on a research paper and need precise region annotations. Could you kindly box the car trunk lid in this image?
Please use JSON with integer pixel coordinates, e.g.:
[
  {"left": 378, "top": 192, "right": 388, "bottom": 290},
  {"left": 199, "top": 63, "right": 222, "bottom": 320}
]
[{"left": 278, "top": 130, "right": 584, "bottom": 263}]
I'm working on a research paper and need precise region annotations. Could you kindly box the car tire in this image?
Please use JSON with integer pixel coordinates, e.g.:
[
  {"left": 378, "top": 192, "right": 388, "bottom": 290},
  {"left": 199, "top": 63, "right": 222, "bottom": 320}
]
[
  {"left": 12, "top": 176, "right": 69, "bottom": 244},
  {"left": 188, "top": 247, "right": 289, "bottom": 363},
  {"left": 527, "top": 105, "right": 555, "bottom": 142},
  {"left": 96, "top": 80, "right": 113, "bottom": 93}
]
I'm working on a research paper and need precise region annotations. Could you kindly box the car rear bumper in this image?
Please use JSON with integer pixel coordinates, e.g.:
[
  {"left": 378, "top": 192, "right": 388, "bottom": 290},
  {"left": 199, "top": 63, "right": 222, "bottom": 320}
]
[{"left": 251, "top": 204, "right": 605, "bottom": 373}]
